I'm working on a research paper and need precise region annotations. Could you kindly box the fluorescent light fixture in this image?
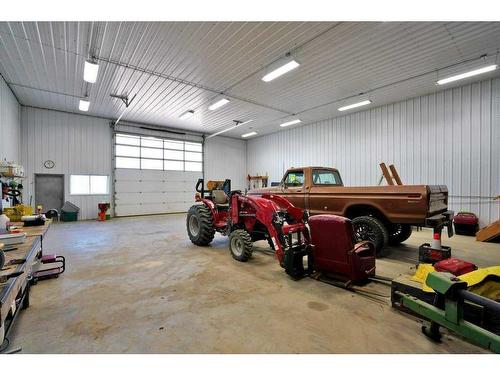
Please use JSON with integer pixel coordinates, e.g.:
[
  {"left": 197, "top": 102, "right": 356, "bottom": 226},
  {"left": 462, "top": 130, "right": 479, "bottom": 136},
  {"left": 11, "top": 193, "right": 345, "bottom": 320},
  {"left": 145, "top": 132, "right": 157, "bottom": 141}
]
[
  {"left": 436, "top": 64, "right": 498, "bottom": 85},
  {"left": 262, "top": 60, "right": 300, "bottom": 82},
  {"left": 84, "top": 60, "right": 99, "bottom": 83},
  {"left": 280, "top": 119, "right": 302, "bottom": 127},
  {"left": 208, "top": 98, "right": 230, "bottom": 111},
  {"left": 338, "top": 100, "right": 372, "bottom": 112},
  {"left": 179, "top": 110, "right": 195, "bottom": 120},
  {"left": 79, "top": 99, "right": 90, "bottom": 112},
  {"left": 241, "top": 131, "right": 257, "bottom": 138},
  {"left": 206, "top": 119, "right": 253, "bottom": 139}
]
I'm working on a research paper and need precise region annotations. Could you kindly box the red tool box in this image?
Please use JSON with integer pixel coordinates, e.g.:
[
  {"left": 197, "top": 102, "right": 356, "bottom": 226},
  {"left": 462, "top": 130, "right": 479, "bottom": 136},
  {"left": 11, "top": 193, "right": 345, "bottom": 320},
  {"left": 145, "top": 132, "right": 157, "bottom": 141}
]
[
  {"left": 453, "top": 212, "right": 479, "bottom": 236},
  {"left": 434, "top": 257, "right": 477, "bottom": 276}
]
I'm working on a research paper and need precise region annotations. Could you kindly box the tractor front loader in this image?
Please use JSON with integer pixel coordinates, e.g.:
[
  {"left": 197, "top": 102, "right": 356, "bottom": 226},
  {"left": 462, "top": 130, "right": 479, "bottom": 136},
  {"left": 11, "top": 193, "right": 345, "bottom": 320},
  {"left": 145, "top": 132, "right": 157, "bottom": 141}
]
[{"left": 187, "top": 178, "right": 313, "bottom": 278}]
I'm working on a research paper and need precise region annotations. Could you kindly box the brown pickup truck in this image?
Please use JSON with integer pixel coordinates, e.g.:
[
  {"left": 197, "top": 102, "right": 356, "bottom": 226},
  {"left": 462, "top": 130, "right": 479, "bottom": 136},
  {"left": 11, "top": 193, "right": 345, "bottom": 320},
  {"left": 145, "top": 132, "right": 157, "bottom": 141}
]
[{"left": 248, "top": 166, "right": 454, "bottom": 252}]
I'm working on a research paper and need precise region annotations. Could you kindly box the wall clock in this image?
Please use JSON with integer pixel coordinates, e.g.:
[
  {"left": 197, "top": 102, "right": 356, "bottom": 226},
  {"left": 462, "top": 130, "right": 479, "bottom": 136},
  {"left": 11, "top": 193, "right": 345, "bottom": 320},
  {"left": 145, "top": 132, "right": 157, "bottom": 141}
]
[{"left": 44, "top": 160, "right": 55, "bottom": 169}]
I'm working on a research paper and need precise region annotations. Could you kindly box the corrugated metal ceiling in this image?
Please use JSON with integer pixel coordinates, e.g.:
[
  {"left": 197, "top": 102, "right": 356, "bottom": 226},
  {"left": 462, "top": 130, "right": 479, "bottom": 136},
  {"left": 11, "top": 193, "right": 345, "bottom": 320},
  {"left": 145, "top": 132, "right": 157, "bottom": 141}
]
[{"left": 0, "top": 21, "right": 499, "bottom": 138}]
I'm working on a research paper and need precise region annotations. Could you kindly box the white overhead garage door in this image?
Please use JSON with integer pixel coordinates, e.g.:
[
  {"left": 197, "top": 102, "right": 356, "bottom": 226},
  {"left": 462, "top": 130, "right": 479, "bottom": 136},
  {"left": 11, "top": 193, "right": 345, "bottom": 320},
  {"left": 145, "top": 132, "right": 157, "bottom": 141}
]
[{"left": 113, "top": 133, "right": 203, "bottom": 217}]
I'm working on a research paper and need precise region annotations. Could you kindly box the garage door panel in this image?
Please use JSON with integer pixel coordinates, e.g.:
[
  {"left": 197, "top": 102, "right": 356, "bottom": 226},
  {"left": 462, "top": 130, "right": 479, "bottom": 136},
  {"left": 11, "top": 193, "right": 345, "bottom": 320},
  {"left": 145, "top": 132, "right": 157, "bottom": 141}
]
[
  {"left": 115, "top": 180, "right": 195, "bottom": 192},
  {"left": 114, "top": 168, "right": 202, "bottom": 216},
  {"left": 114, "top": 180, "right": 143, "bottom": 193},
  {"left": 114, "top": 202, "right": 191, "bottom": 216}
]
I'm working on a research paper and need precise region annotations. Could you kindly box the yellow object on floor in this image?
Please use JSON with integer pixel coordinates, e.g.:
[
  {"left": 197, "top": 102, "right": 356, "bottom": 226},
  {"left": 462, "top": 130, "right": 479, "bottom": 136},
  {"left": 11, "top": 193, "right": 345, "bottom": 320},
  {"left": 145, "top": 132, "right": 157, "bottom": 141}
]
[{"left": 411, "top": 264, "right": 500, "bottom": 293}]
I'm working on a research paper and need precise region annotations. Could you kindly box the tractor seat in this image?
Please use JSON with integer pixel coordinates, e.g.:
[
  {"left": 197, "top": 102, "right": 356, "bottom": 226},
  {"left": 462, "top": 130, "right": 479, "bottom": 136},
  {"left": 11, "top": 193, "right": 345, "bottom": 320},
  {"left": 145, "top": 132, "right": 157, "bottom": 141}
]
[{"left": 212, "top": 190, "right": 229, "bottom": 208}]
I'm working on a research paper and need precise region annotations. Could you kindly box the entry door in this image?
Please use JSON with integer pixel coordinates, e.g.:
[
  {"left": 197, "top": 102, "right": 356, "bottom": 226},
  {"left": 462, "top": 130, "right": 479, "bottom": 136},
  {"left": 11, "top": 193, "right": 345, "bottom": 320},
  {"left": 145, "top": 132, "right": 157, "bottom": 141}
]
[{"left": 35, "top": 174, "right": 64, "bottom": 212}]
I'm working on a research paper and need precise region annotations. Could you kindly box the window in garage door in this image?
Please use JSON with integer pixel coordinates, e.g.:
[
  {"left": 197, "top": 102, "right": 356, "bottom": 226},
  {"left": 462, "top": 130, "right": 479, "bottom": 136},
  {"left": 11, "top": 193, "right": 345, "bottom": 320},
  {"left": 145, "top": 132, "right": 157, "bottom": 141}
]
[{"left": 114, "top": 133, "right": 203, "bottom": 216}]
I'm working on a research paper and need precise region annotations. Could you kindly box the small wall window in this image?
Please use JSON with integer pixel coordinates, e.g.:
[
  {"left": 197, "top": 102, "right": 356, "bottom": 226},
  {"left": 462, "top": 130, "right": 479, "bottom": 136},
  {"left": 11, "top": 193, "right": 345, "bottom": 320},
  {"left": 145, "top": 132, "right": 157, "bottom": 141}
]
[{"left": 70, "top": 175, "right": 109, "bottom": 195}]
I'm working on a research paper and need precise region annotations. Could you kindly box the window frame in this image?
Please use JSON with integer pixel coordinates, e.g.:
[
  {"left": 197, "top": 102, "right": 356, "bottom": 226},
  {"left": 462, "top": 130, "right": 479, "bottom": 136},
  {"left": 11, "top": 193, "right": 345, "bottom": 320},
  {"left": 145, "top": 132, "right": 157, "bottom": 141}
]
[
  {"left": 282, "top": 170, "right": 305, "bottom": 188},
  {"left": 70, "top": 174, "right": 109, "bottom": 196},
  {"left": 114, "top": 133, "right": 203, "bottom": 172},
  {"left": 311, "top": 169, "right": 343, "bottom": 186}
]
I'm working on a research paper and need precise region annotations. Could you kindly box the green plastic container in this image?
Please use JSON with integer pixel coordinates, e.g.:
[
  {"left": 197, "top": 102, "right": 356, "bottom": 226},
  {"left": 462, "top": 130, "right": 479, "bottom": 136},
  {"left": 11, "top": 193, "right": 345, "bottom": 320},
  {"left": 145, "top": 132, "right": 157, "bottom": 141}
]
[{"left": 61, "top": 212, "right": 78, "bottom": 222}]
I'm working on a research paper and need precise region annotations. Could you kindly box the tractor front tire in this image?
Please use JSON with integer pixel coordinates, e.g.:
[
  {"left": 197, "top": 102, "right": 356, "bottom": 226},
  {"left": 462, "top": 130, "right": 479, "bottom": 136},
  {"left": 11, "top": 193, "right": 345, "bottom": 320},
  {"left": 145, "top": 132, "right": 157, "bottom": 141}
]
[
  {"left": 229, "top": 230, "right": 253, "bottom": 262},
  {"left": 187, "top": 205, "right": 215, "bottom": 246},
  {"left": 388, "top": 224, "right": 413, "bottom": 245},
  {"left": 352, "top": 216, "right": 388, "bottom": 254}
]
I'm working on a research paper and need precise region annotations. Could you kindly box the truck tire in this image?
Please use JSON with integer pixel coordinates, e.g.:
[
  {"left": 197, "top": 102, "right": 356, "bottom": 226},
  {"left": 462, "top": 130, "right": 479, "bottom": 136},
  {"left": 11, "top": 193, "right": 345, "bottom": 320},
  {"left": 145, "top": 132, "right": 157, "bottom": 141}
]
[
  {"left": 388, "top": 224, "right": 413, "bottom": 245},
  {"left": 0, "top": 250, "right": 4, "bottom": 270},
  {"left": 352, "top": 216, "right": 388, "bottom": 254},
  {"left": 229, "top": 229, "right": 253, "bottom": 262},
  {"left": 186, "top": 205, "right": 215, "bottom": 246}
]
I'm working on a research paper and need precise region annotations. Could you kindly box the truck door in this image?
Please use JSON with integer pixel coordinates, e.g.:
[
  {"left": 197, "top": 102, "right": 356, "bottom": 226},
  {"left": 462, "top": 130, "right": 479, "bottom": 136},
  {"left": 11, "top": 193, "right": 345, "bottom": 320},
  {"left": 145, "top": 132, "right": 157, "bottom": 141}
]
[
  {"left": 280, "top": 169, "right": 306, "bottom": 209},
  {"left": 307, "top": 168, "right": 343, "bottom": 215}
]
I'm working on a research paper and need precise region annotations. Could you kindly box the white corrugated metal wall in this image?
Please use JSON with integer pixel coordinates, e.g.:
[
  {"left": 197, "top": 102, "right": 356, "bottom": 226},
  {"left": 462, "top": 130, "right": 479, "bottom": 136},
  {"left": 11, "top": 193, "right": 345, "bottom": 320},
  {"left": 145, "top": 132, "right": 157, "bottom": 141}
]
[
  {"left": 204, "top": 136, "right": 247, "bottom": 191},
  {"left": 20, "top": 107, "right": 113, "bottom": 220},
  {"left": 19, "top": 106, "right": 248, "bottom": 220},
  {"left": 0, "top": 74, "right": 20, "bottom": 161},
  {"left": 247, "top": 78, "right": 500, "bottom": 227}
]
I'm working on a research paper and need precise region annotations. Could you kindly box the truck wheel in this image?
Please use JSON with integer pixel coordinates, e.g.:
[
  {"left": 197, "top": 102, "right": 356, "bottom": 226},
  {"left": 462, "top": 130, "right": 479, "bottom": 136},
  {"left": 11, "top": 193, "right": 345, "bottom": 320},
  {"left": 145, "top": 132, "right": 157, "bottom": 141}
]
[
  {"left": 352, "top": 216, "right": 388, "bottom": 254},
  {"left": 229, "top": 229, "right": 253, "bottom": 262},
  {"left": 186, "top": 205, "right": 215, "bottom": 246},
  {"left": 388, "top": 224, "right": 413, "bottom": 245}
]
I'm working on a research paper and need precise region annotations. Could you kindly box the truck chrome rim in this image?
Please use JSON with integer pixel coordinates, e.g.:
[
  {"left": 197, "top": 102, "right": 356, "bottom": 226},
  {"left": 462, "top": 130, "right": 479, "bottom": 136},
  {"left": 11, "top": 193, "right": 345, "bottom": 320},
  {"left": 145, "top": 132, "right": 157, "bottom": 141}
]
[
  {"left": 188, "top": 216, "right": 200, "bottom": 236},
  {"left": 231, "top": 237, "right": 244, "bottom": 256},
  {"left": 354, "top": 224, "right": 375, "bottom": 242}
]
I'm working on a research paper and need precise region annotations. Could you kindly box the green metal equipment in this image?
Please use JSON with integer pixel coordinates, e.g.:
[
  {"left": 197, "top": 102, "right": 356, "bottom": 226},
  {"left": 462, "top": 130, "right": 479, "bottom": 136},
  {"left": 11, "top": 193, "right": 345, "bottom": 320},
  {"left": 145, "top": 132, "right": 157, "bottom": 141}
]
[{"left": 396, "top": 272, "right": 500, "bottom": 353}]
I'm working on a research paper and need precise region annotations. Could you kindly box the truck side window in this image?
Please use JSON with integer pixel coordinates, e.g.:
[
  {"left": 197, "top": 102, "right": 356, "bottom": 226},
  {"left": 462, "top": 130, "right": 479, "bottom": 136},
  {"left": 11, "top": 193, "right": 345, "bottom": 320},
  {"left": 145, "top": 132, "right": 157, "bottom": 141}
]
[
  {"left": 312, "top": 169, "right": 342, "bottom": 185},
  {"left": 284, "top": 171, "right": 304, "bottom": 187}
]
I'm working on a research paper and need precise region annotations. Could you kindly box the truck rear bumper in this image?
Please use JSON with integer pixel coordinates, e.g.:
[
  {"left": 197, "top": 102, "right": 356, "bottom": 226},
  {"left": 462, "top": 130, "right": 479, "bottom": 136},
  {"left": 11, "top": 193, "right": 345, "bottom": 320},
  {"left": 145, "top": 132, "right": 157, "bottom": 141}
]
[{"left": 425, "top": 210, "right": 454, "bottom": 237}]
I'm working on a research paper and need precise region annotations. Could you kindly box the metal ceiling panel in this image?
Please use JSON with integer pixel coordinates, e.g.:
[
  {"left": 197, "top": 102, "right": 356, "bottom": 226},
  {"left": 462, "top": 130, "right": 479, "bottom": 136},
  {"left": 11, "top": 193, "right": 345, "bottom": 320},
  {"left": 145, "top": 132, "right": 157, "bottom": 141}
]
[{"left": 0, "top": 21, "right": 499, "bottom": 139}]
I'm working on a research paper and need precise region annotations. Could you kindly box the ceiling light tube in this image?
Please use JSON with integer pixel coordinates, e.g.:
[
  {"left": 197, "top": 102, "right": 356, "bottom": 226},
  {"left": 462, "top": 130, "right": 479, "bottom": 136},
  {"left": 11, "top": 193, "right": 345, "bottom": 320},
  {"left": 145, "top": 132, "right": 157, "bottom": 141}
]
[
  {"left": 338, "top": 100, "right": 372, "bottom": 112},
  {"left": 262, "top": 59, "right": 300, "bottom": 82},
  {"left": 84, "top": 60, "right": 99, "bottom": 83},
  {"left": 208, "top": 98, "right": 230, "bottom": 111},
  {"left": 206, "top": 120, "right": 253, "bottom": 139},
  {"left": 280, "top": 119, "right": 302, "bottom": 127},
  {"left": 179, "top": 110, "right": 195, "bottom": 120},
  {"left": 436, "top": 64, "right": 498, "bottom": 85},
  {"left": 79, "top": 99, "right": 90, "bottom": 112},
  {"left": 242, "top": 131, "right": 257, "bottom": 138}
]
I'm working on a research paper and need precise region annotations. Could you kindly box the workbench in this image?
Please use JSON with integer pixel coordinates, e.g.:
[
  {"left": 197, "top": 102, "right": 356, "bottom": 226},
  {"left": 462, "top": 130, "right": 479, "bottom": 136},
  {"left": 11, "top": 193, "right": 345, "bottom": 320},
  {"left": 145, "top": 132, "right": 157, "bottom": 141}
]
[{"left": 0, "top": 221, "right": 51, "bottom": 352}]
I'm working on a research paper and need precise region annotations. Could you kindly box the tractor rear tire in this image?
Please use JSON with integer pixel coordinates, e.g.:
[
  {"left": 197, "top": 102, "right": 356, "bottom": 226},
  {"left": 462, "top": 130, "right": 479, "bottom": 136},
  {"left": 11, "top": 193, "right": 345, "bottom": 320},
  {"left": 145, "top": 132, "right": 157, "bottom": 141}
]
[
  {"left": 186, "top": 205, "right": 215, "bottom": 246},
  {"left": 388, "top": 224, "right": 413, "bottom": 245},
  {"left": 352, "top": 216, "right": 388, "bottom": 254},
  {"left": 229, "top": 230, "right": 253, "bottom": 262}
]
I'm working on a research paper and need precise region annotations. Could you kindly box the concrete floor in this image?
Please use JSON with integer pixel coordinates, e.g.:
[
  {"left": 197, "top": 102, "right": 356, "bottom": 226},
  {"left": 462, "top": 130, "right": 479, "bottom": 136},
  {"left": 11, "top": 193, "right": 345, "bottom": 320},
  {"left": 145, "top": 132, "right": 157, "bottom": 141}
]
[{"left": 9, "top": 214, "right": 500, "bottom": 353}]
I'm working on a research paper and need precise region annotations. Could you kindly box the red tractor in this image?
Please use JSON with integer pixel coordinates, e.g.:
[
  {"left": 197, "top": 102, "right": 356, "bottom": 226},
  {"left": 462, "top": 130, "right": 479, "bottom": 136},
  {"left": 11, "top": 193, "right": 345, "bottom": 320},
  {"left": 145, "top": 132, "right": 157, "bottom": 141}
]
[{"left": 186, "top": 179, "right": 376, "bottom": 281}]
